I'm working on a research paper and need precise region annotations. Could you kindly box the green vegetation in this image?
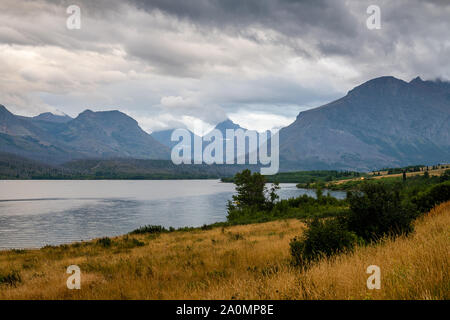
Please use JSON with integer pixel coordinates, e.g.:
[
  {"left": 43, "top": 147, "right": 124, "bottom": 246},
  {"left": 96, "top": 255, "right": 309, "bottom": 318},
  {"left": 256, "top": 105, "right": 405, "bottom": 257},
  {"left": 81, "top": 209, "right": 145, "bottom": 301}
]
[
  {"left": 289, "top": 170, "right": 450, "bottom": 268},
  {"left": 332, "top": 169, "right": 450, "bottom": 191},
  {"left": 221, "top": 168, "right": 450, "bottom": 269},
  {"left": 227, "top": 169, "right": 280, "bottom": 211},
  {"left": 380, "top": 165, "right": 425, "bottom": 175},
  {"left": 4, "top": 152, "right": 448, "bottom": 279},
  {"left": 0, "top": 167, "right": 448, "bottom": 300},
  {"left": 0, "top": 152, "right": 73, "bottom": 179},
  {"left": 345, "top": 183, "right": 416, "bottom": 241},
  {"left": 227, "top": 192, "right": 349, "bottom": 225},
  {"left": 62, "top": 159, "right": 259, "bottom": 180},
  {"left": 130, "top": 225, "right": 168, "bottom": 235},
  {"left": 226, "top": 170, "right": 348, "bottom": 225},
  {"left": 290, "top": 218, "right": 358, "bottom": 267},
  {"left": 0, "top": 152, "right": 258, "bottom": 180},
  {"left": 413, "top": 180, "right": 450, "bottom": 213},
  {"left": 0, "top": 269, "right": 22, "bottom": 287},
  {"left": 376, "top": 164, "right": 449, "bottom": 175},
  {"left": 94, "top": 235, "right": 145, "bottom": 249},
  {"left": 221, "top": 170, "right": 363, "bottom": 184},
  {"left": 96, "top": 237, "right": 113, "bottom": 248}
]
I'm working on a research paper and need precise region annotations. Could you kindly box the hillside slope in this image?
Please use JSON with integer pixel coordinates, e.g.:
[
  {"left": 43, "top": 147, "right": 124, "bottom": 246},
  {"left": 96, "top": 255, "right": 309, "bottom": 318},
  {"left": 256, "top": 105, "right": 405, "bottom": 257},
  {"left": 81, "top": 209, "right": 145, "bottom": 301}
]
[
  {"left": 0, "top": 106, "right": 169, "bottom": 163},
  {"left": 58, "top": 110, "right": 169, "bottom": 160},
  {"left": 279, "top": 76, "right": 450, "bottom": 171}
]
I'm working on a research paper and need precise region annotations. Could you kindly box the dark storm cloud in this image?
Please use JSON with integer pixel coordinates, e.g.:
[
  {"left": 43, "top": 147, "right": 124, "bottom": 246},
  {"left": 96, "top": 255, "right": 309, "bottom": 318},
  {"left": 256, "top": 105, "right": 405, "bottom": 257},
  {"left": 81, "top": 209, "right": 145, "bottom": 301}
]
[
  {"left": 131, "top": 0, "right": 357, "bottom": 35},
  {"left": 129, "top": 0, "right": 360, "bottom": 49},
  {"left": 122, "top": 0, "right": 450, "bottom": 79},
  {"left": 0, "top": 0, "right": 448, "bottom": 131}
]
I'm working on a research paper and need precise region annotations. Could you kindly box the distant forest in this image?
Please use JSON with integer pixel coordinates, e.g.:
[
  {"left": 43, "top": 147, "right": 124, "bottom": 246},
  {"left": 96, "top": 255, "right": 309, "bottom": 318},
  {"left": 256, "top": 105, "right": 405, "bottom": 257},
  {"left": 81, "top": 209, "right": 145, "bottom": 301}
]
[
  {"left": 0, "top": 152, "right": 259, "bottom": 180},
  {"left": 221, "top": 170, "right": 363, "bottom": 183},
  {"left": 0, "top": 152, "right": 363, "bottom": 182},
  {"left": 1, "top": 152, "right": 447, "bottom": 182}
]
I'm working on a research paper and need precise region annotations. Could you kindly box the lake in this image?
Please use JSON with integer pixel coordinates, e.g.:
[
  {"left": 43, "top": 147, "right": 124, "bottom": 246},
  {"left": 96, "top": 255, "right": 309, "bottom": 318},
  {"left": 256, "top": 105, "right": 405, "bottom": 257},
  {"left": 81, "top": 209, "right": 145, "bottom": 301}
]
[{"left": 0, "top": 180, "right": 346, "bottom": 249}]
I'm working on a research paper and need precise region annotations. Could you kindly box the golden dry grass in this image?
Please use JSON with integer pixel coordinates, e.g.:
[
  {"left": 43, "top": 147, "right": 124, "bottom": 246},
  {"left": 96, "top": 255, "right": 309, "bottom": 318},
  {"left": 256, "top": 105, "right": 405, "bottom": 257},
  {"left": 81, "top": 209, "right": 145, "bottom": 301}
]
[
  {"left": 0, "top": 202, "right": 449, "bottom": 300},
  {"left": 332, "top": 164, "right": 449, "bottom": 185}
]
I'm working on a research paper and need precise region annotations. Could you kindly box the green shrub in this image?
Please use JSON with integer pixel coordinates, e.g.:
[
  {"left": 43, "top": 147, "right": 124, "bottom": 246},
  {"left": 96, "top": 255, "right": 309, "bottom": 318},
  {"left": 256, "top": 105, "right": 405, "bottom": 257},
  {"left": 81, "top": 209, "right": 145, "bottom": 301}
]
[
  {"left": 228, "top": 232, "right": 244, "bottom": 241},
  {"left": 0, "top": 270, "right": 22, "bottom": 287},
  {"left": 97, "top": 237, "right": 112, "bottom": 247},
  {"left": 226, "top": 205, "right": 259, "bottom": 223},
  {"left": 130, "top": 225, "right": 167, "bottom": 235},
  {"left": 121, "top": 236, "right": 145, "bottom": 248},
  {"left": 11, "top": 249, "right": 26, "bottom": 254},
  {"left": 440, "top": 170, "right": 450, "bottom": 182},
  {"left": 290, "top": 218, "right": 358, "bottom": 267},
  {"left": 346, "top": 183, "right": 415, "bottom": 241},
  {"left": 413, "top": 181, "right": 450, "bottom": 213}
]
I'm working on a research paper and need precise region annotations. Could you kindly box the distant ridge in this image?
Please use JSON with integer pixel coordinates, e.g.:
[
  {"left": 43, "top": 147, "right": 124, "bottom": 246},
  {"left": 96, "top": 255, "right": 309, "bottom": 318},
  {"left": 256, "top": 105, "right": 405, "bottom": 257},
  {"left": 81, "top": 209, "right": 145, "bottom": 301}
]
[
  {"left": 1, "top": 75, "right": 449, "bottom": 170},
  {"left": 279, "top": 76, "right": 450, "bottom": 170},
  {"left": 151, "top": 118, "right": 246, "bottom": 148},
  {"left": 151, "top": 118, "right": 247, "bottom": 149},
  {"left": 151, "top": 127, "right": 201, "bottom": 149},
  {"left": 0, "top": 105, "right": 169, "bottom": 163},
  {"left": 33, "top": 112, "right": 72, "bottom": 123}
]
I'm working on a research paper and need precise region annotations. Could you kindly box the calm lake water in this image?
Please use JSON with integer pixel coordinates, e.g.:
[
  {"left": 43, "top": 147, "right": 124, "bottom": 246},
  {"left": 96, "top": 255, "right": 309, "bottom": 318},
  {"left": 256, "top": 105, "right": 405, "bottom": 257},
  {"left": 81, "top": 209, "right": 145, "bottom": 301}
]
[{"left": 0, "top": 180, "right": 346, "bottom": 249}]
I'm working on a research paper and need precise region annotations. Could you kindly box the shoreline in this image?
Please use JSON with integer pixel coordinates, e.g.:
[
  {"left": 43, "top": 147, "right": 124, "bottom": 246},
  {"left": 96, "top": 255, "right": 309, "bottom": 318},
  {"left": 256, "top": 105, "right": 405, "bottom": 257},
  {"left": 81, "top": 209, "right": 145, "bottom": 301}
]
[
  {"left": 0, "top": 179, "right": 339, "bottom": 251},
  {"left": 0, "top": 220, "right": 230, "bottom": 252},
  {"left": 0, "top": 202, "right": 448, "bottom": 299}
]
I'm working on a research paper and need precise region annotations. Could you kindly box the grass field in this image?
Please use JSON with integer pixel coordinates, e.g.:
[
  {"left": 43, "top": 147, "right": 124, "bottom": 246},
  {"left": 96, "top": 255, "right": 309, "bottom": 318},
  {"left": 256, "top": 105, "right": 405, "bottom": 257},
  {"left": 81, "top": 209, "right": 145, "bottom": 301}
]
[
  {"left": 0, "top": 201, "right": 448, "bottom": 300},
  {"left": 332, "top": 165, "right": 449, "bottom": 185}
]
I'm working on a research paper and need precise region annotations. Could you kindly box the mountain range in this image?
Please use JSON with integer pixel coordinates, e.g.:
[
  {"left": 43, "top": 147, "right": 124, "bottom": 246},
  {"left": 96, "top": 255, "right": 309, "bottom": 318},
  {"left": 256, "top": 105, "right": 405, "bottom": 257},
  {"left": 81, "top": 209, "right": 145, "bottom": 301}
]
[
  {"left": 1, "top": 75, "right": 449, "bottom": 171},
  {"left": 150, "top": 118, "right": 246, "bottom": 149},
  {"left": 0, "top": 106, "right": 168, "bottom": 163},
  {"left": 278, "top": 76, "right": 450, "bottom": 170}
]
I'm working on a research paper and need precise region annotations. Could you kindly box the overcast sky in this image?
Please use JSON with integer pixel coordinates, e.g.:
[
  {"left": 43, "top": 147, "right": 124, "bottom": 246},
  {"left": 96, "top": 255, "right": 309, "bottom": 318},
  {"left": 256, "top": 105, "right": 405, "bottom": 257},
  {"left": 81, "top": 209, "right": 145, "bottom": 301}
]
[{"left": 0, "top": 0, "right": 449, "bottom": 133}]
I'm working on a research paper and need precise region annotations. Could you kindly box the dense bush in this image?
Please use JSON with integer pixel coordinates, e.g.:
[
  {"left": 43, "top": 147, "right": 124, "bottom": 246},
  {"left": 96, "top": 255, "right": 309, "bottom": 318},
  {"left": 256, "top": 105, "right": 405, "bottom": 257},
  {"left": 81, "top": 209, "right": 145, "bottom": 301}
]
[
  {"left": 226, "top": 205, "right": 264, "bottom": 224},
  {"left": 413, "top": 181, "right": 450, "bottom": 213},
  {"left": 290, "top": 218, "right": 358, "bottom": 267},
  {"left": 130, "top": 225, "right": 168, "bottom": 235},
  {"left": 345, "top": 183, "right": 416, "bottom": 241},
  {"left": 0, "top": 270, "right": 22, "bottom": 287},
  {"left": 97, "top": 237, "right": 112, "bottom": 247},
  {"left": 120, "top": 236, "right": 145, "bottom": 248},
  {"left": 440, "top": 170, "right": 450, "bottom": 182},
  {"left": 289, "top": 180, "right": 436, "bottom": 267}
]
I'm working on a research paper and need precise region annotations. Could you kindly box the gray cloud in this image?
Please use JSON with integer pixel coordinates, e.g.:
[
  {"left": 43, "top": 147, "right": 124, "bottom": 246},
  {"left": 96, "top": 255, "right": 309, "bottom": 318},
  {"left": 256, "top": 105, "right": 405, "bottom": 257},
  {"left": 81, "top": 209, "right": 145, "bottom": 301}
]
[
  {"left": 131, "top": 0, "right": 358, "bottom": 37},
  {"left": 0, "top": 0, "right": 448, "bottom": 131}
]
